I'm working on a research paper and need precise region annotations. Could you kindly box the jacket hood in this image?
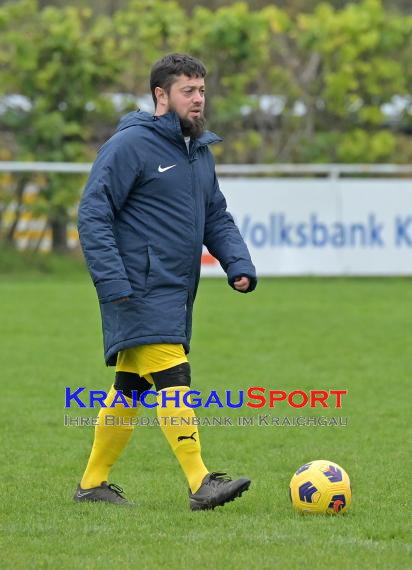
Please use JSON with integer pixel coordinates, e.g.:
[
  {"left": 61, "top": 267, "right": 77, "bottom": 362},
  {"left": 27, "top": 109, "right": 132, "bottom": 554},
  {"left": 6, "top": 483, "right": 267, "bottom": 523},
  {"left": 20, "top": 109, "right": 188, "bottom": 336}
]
[{"left": 115, "top": 110, "right": 222, "bottom": 147}]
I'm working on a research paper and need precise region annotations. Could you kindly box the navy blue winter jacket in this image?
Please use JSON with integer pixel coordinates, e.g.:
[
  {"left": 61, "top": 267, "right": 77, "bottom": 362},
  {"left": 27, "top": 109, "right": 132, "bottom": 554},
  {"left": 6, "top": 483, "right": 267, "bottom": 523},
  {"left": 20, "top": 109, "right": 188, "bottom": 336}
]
[{"left": 78, "top": 110, "right": 257, "bottom": 365}]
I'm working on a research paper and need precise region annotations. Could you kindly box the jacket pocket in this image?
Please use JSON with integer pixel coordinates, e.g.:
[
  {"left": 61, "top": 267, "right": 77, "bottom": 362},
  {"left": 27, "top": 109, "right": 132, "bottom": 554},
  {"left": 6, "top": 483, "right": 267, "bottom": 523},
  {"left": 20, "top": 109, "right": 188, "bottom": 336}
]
[
  {"left": 144, "top": 245, "right": 157, "bottom": 294},
  {"left": 144, "top": 245, "right": 186, "bottom": 295},
  {"left": 185, "top": 290, "right": 193, "bottom": 339},
  {"left": 144, "top": 245, "right": 151, "bottom": 290}
]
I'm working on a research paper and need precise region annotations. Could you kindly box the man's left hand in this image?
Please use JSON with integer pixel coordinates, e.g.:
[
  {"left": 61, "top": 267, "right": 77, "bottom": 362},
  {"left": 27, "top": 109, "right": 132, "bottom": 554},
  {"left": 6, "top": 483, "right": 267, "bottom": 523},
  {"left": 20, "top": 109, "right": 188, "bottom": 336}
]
[{"left": 233, "top": 276, "right": 250, "bottom": 292}]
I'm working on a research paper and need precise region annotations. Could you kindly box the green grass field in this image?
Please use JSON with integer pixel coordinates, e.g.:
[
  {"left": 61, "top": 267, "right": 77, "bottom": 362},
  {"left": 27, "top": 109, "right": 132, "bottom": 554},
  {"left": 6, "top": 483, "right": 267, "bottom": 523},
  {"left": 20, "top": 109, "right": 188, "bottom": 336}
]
[{"left": 1, "top": 270, "right": 411, "bottom": 569}]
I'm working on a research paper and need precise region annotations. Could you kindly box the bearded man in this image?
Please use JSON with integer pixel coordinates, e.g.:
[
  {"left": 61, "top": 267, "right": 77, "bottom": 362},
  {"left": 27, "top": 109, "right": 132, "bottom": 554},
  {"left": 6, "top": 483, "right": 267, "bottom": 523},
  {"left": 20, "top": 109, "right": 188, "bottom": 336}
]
[{"left": 75, "top": 53, "right": 257, "bottom": 510}]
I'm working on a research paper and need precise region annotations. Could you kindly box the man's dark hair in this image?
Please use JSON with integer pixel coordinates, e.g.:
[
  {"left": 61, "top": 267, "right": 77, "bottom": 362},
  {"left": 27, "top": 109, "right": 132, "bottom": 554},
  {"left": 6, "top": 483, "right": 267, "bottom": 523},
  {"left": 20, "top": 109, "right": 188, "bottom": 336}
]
[{"left": 150, "top": 53, "right": 207, "bottom": 107}]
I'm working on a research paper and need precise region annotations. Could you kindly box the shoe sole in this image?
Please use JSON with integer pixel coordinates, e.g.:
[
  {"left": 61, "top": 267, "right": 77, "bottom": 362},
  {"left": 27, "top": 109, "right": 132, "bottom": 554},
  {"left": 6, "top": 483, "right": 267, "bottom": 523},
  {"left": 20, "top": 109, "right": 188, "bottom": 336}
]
[
  {"left": 73, "top": 491, "right": 131, "bottom": 505},
  {"left": 190, "top": 479, "right": 251, "bottom": 511},
  {"left": 74, "top": 496, "right": 129, "bottom": 504}
]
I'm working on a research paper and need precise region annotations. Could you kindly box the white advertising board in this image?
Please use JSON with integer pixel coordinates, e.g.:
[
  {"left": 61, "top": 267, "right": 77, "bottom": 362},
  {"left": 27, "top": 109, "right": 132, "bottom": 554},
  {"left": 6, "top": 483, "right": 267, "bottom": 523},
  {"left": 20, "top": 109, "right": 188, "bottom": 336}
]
[{"left": 201, "top": 178, "right": 412, "bottom": 276}]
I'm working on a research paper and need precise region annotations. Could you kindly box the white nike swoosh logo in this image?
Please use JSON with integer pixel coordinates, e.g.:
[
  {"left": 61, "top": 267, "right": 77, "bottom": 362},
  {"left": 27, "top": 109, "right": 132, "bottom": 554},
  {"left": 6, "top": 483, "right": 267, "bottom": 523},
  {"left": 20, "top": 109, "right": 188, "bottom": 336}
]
[
  {"left": 77, "top": 490, "right": 94, "bottom": 498},
  {"left": 158, "top": 164, "right": 176, "bottom": 173}
]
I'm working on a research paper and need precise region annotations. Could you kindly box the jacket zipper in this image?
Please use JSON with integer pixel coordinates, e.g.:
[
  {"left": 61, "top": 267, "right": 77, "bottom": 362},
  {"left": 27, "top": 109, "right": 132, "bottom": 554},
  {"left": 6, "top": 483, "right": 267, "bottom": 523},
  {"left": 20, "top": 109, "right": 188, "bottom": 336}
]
[{"left": 188, "top": 154, "right": 197, "bottom": 295}]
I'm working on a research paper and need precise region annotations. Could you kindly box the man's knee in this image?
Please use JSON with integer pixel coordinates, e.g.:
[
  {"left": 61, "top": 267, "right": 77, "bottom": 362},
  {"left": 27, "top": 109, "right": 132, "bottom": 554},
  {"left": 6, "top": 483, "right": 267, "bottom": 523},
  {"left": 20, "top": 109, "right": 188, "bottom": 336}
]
[
  {"left": 114, "top": 371, "right": 153, "bottom": 400},
  {"left": 151, "top": 363, "right": 191, "bottom": 391}
]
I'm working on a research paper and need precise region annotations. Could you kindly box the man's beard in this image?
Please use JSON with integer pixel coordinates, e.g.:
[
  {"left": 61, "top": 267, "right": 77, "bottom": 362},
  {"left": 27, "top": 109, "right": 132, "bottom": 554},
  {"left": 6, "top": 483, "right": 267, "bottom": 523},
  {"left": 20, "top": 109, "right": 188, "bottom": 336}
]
[{"left": 179, "top": 114, "right": 206, "bottom": 138}]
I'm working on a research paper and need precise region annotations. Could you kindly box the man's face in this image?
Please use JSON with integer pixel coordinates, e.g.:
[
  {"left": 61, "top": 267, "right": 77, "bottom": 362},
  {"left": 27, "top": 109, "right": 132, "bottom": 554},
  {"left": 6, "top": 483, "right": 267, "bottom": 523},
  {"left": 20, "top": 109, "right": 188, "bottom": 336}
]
[{"left": 155, "top": 74, "right": 206, "bottom": 138}]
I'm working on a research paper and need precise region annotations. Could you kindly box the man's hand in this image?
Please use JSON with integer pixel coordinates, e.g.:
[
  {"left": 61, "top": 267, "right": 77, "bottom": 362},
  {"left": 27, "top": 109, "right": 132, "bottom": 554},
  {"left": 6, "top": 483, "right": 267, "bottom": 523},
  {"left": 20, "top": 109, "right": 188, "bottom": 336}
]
[
  {"left": 112, "top": 296, "right": 130, "bottom": 304},
  {"left": 233, "top": 276, "right": 250, "bottom": 292}
]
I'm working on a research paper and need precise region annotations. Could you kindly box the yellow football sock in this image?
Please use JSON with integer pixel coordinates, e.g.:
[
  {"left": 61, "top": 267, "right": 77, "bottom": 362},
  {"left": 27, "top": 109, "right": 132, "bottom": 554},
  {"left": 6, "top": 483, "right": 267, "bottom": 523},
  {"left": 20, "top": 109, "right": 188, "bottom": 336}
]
[
  {"left": 157, "top": 386, "right": 208, "bottom": 494},
  {"left": 80, "top": 386, "right": 140, "bottom": 489}
]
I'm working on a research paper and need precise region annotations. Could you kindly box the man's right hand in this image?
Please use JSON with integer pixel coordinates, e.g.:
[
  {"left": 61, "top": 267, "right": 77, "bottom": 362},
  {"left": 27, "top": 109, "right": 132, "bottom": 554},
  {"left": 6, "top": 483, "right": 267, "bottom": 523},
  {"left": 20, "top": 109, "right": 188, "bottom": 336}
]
[{"left": 112, "top": 297, "right": 130, "bottom": 304}]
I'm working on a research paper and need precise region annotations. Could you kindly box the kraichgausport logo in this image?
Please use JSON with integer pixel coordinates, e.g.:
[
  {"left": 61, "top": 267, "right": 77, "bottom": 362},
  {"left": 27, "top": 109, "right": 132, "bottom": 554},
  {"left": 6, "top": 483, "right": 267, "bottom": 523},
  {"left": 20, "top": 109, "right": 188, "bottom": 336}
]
[{"left": 64, "top": 387, "right": 347, "bottom": 409}]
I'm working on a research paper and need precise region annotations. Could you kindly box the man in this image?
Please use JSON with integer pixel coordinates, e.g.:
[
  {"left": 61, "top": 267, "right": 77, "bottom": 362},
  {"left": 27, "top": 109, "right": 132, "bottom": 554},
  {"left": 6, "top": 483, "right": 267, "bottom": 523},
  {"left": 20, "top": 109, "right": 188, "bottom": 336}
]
[{"left": 75, "top": 53, "right": 257, "bottom": 510}]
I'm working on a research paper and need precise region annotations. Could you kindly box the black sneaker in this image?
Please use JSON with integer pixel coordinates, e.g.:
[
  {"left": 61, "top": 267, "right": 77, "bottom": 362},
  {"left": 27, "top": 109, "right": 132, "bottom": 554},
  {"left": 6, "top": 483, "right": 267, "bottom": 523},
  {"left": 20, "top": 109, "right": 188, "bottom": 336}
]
[
  {"left": 189, "top": 472, "right": 251, "bottom": 511},
  {"left": 73, "top": 482, "right": 130, "bottom": 505}
]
